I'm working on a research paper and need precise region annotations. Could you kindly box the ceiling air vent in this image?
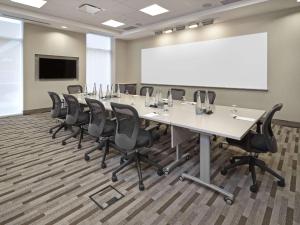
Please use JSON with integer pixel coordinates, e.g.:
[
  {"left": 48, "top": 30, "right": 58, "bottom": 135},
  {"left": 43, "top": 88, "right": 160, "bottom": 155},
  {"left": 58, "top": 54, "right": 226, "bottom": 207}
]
[
  {"left": 123, "top": 26, "right": 137, "bottom": 31},
  {"left": 220, "top": 0, "right": 242, "bottom": 5},
  {"left": 175, "top": 25, "right": 185, "bottom": 31},
  {"left": 201, "top": 18, "right": 214, "bottom": 26},
  {"left": 78, "top": 4, "right": 104, "bottom": 14}
]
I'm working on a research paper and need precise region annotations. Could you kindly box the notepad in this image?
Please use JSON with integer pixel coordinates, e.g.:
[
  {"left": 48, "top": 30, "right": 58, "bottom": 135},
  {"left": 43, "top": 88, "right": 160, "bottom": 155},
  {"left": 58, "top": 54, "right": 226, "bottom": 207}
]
[
  {"left": 234, "top": 116, "right": 256, "bottom": 122},
  {"left": 144, "top": 112, "right": 159, "bottom": 117}
]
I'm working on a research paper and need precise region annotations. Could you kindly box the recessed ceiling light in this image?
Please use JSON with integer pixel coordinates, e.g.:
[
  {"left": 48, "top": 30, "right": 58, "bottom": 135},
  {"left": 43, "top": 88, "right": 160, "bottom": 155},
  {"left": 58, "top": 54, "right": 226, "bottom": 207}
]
[
  {"left": 163, "top": 29, "right": 173, "bottom": 34},
  {"left": 79, "top": 4, "right": 104, "bottom": 14},
  {"left": 102, "top": 19, "right": 124, "bottom": 28},
  {"left": 139, "top": 4, "right": 169, "bottom": 16},
  {"left": 10, "top": 0, "right": 47, "bottom": 8},
  {"left": 61, "top": 26, "right": 67, "bottom": 29},
  {"left": 188, "top": 23, "right": 199, "bottom": 29},
  {"left": 297, "top": 0, "right": 300, "bottom": 2}
]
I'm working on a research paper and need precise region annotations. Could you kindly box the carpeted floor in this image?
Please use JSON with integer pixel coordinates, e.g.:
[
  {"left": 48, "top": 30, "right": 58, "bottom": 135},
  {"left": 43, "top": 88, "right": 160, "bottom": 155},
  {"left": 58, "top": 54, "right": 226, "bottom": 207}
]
[{"left": 0, "top": 113, "right": 299, "bottom": 225}]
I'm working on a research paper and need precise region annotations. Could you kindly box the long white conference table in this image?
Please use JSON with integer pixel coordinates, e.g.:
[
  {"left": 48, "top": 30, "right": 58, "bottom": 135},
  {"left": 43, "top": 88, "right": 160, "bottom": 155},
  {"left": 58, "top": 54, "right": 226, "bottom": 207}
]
[{"left": 72, "top": 93, "right": 265, "bottom": 204}]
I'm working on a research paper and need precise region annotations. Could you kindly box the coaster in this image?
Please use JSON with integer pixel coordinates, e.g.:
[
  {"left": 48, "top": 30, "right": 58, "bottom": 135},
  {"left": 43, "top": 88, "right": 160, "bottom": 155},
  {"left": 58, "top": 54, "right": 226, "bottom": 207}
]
[{"left": 89, "top": 185, "right": 124, "bottom": 210}]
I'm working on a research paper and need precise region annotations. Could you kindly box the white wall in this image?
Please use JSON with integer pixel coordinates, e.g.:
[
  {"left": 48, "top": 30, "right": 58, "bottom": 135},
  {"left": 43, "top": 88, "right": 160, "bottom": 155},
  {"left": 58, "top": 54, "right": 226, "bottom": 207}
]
[
  {"left": 116, "top": 8, "right": 300, "bottom": 123},
  {"left": 23, "top": 23, "right": 86, "bottom": 111}
]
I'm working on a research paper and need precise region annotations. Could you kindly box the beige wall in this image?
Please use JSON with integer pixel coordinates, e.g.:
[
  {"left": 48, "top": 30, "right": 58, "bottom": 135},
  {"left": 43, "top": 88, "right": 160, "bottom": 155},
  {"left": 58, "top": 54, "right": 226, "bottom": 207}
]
[
  {"left": 115, "top": 7, "right": 300, "bottom": 122},
  {"left": 23, "top": 23, "right": 86, "bottom": 111}
]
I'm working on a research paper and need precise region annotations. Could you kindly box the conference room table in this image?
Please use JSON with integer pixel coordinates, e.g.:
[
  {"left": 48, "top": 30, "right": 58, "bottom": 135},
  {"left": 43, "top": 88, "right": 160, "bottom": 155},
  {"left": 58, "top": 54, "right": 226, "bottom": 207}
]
[{"left": 72, "top": 93, "right": 265, "bottom": 204}]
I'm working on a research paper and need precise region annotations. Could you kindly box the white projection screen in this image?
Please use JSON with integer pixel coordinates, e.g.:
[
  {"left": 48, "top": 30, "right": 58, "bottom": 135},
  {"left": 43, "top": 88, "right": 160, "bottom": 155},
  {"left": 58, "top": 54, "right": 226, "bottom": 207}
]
[{"left": 141, "top": 32, "right": 267, "bottom": 90}]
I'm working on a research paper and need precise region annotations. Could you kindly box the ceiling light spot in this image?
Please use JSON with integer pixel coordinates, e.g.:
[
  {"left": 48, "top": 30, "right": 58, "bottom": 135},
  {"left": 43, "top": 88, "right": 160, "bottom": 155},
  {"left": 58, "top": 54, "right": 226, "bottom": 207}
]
[
  {"left": 10, "top": 0, "right": 47, "bottom": 8},
  {"left": 139, "top": 4, "right": 169, "bottom": 16},
  {"left": 102, "top": 19, "right": 125, "bottom": 28},
  {"left": 79, "top": 4, "right": 105, "bottom": 14}
]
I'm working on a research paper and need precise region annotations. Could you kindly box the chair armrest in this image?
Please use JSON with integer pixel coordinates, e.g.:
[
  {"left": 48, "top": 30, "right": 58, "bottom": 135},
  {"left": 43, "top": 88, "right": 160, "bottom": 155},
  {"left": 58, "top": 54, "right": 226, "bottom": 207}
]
[
  {"left": 145, "top": 124, "right": 159, "bottom": 132},
  {"left": 110, "top": 117, "right": 117, "bottom": 121}
]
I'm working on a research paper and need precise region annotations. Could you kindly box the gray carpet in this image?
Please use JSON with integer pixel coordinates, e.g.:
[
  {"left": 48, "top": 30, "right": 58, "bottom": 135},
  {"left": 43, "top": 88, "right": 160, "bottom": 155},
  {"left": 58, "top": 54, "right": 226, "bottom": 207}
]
[{"left": 0, "top": 113, "right": 298, "bottom": 225}]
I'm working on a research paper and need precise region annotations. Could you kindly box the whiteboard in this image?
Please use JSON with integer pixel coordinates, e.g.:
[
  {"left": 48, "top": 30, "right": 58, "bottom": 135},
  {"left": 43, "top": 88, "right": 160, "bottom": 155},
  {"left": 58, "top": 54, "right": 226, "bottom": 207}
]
[{"left": 141, "top": 32, "right": 267, "bottom": 90}]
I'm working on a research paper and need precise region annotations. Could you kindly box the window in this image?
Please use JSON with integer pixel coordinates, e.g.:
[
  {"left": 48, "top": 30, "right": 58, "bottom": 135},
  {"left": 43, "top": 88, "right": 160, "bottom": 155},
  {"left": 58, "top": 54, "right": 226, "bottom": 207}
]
[
  {"left": 86, "top": 34, "right": 111, "bottom": 91},
  {"left": 0, "top": 17, "right": 23, "bottom": 116}
]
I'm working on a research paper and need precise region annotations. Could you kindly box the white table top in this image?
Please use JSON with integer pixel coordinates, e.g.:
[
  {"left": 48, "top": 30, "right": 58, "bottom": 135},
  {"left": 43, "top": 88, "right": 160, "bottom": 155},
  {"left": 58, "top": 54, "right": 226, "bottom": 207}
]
[{"left": 72, "top": 93, "right": 265, "bottom": 140}]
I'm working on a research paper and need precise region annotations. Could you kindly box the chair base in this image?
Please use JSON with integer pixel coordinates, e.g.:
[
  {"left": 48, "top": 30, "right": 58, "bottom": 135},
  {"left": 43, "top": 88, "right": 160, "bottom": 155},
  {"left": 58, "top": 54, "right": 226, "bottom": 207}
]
[
  {"left": 221, "top": 155, "right": 285, "bottom": 193},
  {"left": 61, "top": 124, "right": 87, "bottom": 149},
  {"left": 49, "top": 122, "right": 66, "bottom": 139},
  {"left": 112, "top": 152, "right": 163, "bottom": 191}
]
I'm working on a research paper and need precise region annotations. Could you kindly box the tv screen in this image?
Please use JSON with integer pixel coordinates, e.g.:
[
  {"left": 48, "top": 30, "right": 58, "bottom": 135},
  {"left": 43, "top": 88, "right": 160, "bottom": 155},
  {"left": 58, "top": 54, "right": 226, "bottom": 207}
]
[{"left": 37, "top": 55, "right": 78, "bottom": 79}]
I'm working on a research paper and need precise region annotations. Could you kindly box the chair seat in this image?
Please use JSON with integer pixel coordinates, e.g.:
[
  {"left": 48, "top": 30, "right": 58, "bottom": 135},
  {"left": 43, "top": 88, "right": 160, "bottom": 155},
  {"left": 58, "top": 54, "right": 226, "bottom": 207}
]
[{"left": 226, "top": 131, "right": 268, "bottom": 153}]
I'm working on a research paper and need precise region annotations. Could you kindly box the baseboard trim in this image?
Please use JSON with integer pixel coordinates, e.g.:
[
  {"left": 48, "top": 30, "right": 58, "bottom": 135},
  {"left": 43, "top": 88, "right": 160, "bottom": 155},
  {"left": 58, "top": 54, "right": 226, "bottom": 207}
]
[
  {"left": 273, "top": 119, "right": 300, "bottom": 128},
  {"left": 23, "top": 107, "right": 51, "bottom": 115}
]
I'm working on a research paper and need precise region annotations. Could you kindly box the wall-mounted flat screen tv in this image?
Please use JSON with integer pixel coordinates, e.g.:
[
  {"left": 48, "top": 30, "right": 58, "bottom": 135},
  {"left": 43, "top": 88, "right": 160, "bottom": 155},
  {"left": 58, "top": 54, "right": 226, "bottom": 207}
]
[{"left": 36, "top": 54, "right": 79, "bottom": 79}]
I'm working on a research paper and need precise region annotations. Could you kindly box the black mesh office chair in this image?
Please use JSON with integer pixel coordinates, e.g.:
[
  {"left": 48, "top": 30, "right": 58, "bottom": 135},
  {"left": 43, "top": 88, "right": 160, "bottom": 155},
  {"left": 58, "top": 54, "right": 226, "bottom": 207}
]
[
  {"left": 84, "top": 98, "right": 115, "bottom": 168},
  {"left": 193, "top": 90, "right": 216, "bottom": 104},
  {"left": 124, "top": 84, "right": 137, "bottom": 95},
  {"left": 48, "top": 92, "right": 67, "bottom": 139},
  {"left": 167, "top": 88, "right": 185, "bottom": 100},
  {"left": 67, "top": 85, "right": 83, "bottom": 94},
  {"left": 62, "top": 94, "right": 90, "bottom": 149},
  {"left": 221, "top": 103, "right": 285, "bottom": 193},
  {"left": 110, "top": 102, "right": 164, "bottom": 191},
  {"left": 140, "top": 86, "right": 154, "bottom": 96}
]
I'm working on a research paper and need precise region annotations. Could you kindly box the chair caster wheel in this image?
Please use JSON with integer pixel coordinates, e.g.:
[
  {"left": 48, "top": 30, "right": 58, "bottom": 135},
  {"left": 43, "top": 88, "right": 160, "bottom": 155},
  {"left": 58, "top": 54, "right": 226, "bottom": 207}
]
[
  {"left": 224, "top": 197, "right": 234, "bottom": 205},
  {"left": 84, "top": 154, "right": 90, "bottom": 161},
  {"left": 250, "top": 184, "right": 258, "bottom": 193},
  {"left": 62, "top": 141, "right": 66, "bottom": 146},
  {"left": 179, "top": 176, "right": 184, "bottom": 182},
  {"left": 101, "top": 163, "right": 107, "bottom": 169},
  {"left": 221, "top": 168, "right": 228, "bottom": 176},
  {"left": 139, "top": 183, "right": 145, "bottom": 191},
  {"left": 120, "top": 158, "right": 125, "bottom": 165},
  {"left": 157, "top": 169, "right": 164, "bottom": 176},
  {"left": 112, "top": 175, "right": 118, "bottom": 182},
  {"left": 186, "top": 155, "right": 190, "bottom": 160},
  {"left": 229, "top": 158, "right": 235, "bottom": 164},
  {"left": 49, "top": 130, "right": 53, "bottom": 134},
  {"left": 277, "top": 179, "right": 285, "bottom": 187},
  {"left": 163, "top": 170, "right": 169, "bottom": 176},
  {"left": 78, "top": 145, "right": 82, "bottom": 149},
  {"left": 52, "top": 135, "right": 56, "bottom": 139}
]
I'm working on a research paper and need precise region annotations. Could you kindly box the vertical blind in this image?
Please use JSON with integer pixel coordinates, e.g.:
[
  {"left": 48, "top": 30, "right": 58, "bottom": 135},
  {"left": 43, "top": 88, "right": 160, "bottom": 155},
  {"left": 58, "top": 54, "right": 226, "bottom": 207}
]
[
  {"left": 86, "top": 34, "right": 111, "bottom": 92},
  {"left": 0, "top": 17, "right": 23, "bottom": 116}
]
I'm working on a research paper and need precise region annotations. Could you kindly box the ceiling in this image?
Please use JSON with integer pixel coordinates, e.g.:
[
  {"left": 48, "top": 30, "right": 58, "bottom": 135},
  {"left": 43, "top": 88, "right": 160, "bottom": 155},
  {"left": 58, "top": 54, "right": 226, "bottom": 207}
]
[{"left": 0, "top": 0, "right": 299, "bottom": 39}]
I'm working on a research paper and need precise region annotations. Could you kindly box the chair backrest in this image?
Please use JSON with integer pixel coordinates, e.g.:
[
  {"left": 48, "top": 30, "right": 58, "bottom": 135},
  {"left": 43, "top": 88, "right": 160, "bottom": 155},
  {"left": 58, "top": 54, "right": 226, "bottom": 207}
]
[
  {"left": 193, "top": 90, "right": 216, "bottom": 104},
  {"left": 168, "top": 88, "right": 185, "bottom": 100},
  {"left": 124, "top": 84, "right": 137, "bottom": 95},
  {"left": 110, "top": 102, "right": 140, "bottom": 150},
  {"left": 67, "top": 85, "right": 83, "bottom": 94},
  {"left": 140, "top": 86, "right": 154, "bottom": 96},
  {"left": 63, "top": 94, "right": 82, "bottom": 125},
  {"left": 48, "top": 91, "right": 63, "bottom": 118},
  {"left": 85, "top": 98, "right": 107, "bottom": 137},
  {"left": 262, "top": 103, "right": 283, "bottom": 153}
]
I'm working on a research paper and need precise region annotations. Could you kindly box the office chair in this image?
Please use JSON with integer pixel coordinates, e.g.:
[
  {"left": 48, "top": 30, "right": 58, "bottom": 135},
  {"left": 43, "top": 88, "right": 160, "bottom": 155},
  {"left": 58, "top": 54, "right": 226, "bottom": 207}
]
[
  {"left": 124, "top": 84, "right": 137, "bottom": 95},
  {"left": 167, "top": 88, "right": 185, "bottom": 100},
  {"left": 140, "top": 86, "right": 154, "bottom": 96},
  {"left": 48, "top": 91, "right": 67, "bottom": 139},
  {"left": 221, "top": 103, "right": 285, "bottom": 193},
  {"left": 84, "top": 98, "right": 115, "bottom": 168},
  {"left": 193, "top": 90, "right": 216, "bottom": 104},
  {"left": 110, "top": 102, "right": 164, "bottom": 191},
  {"left": 67, "top": 85, "right": 83, "bottom": 94},
  {"left": 62, "top": 94, "right": 90, "bottom": 149}
]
